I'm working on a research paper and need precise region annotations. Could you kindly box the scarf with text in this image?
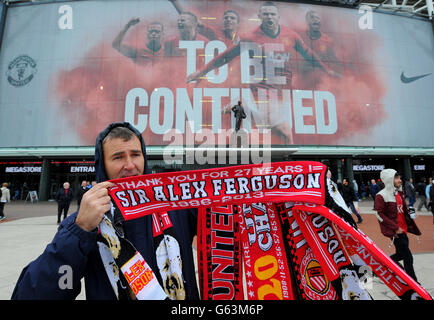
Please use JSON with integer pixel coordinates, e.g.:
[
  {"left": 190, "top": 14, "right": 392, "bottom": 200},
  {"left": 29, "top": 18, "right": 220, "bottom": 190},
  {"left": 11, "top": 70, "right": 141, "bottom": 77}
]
[
  {"left": 107, "top": 161, "right": 432, "bottom": 300},
  {"left": 238, "top": 202, "right": 296, "bottom": 300},
  {"left": 197, "top": 205, "right": 244, "bottom": 300},
  {"left": 290, "top": 203, "right": 371, "bottom": 300},
  {"left": 109, "top": 161, "right": 326, "bottom": 220},
  {"left": 291, "top": 203, "right": 431, "bottom": 300},
  {"left": 97, "top": 206, "right": 184, "bottom": 300},
  {"left": 97, "top": 208, "right": 167, "bottom": 300},
  {"left": 275, "top": 201, "right": 339, "bottom": 300}
]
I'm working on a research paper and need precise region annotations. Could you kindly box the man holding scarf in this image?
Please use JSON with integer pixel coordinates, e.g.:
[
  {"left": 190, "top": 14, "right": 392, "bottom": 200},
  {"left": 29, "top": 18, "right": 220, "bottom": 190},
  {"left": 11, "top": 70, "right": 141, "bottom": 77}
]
[{"left": 12, "top": 122, "right": 199, "bottom": 300}]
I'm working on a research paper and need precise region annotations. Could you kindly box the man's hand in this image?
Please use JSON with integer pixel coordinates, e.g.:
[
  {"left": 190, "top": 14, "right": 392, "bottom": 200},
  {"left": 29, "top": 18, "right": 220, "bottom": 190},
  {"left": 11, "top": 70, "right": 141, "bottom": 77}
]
[
  {"left": 75, "top": 181, "right": 115, "bottom": 232},
  {"left": 127, "top": 17, "right": 140, "bottom": 28},
  {"left": 186, "top": 70, "right": 203, "bottom": 84}
]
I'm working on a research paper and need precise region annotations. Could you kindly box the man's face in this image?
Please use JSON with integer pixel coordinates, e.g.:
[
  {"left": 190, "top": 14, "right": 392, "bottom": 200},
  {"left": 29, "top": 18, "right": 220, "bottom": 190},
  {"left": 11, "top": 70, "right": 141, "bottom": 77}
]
[
  {"left": 371, "top": 179, "right": 376, "bottom": 184},
  {"left": 258, "top": 5, "right": 279, "bottom": 32},
  {"left": 103, "top": 136, "right": 144, "bottom": 180},
  {"left": 81, "top": 181, "right": 87, "bottom": 187},
  {"left": 223, "top": 12, "right": 239, "bottom": 32},
  {"left": 147, "top": 24, "right": 163, "bottom": 43},
  {"left": 307, "top": 12, "right": 321, "bottom": 32},
  {"left": 394, "top": 176, "right": 402, "bottom": 188},
  {"left": 178, "top": 14, "right": 196, "bottom": 32}
]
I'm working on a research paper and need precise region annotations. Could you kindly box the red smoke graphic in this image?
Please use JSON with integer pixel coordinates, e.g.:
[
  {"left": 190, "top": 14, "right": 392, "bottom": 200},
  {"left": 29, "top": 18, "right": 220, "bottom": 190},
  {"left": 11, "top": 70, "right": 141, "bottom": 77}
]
[
  {"left": 54, "top": 45, "right": 195, "bottom": 145},
  {"left": 52, "top": 2, "right": 386, "bottom": 147}
]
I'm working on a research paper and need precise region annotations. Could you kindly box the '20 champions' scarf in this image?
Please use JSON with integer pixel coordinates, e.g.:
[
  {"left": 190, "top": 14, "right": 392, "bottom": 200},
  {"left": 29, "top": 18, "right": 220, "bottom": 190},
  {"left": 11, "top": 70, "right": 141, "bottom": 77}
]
[{"left": 105, "top": 161, "right": 432, "bottom": 300}]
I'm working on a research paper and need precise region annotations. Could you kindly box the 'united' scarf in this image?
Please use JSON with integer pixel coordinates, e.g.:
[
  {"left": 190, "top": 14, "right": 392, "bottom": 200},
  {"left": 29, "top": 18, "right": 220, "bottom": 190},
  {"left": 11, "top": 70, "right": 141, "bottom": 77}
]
[
  {"left": 107, "top": 161, "right": 432, "bottom": 300},
  {"left": 197, "top": 205, "right": 243, "bottom": 300}
]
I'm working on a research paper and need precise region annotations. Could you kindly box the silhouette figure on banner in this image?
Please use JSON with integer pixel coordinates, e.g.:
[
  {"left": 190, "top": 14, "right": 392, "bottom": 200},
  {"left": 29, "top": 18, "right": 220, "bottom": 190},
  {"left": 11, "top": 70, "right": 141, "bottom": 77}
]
[{"left": 231, "top": 100, "right": 246, "bottom": 132}]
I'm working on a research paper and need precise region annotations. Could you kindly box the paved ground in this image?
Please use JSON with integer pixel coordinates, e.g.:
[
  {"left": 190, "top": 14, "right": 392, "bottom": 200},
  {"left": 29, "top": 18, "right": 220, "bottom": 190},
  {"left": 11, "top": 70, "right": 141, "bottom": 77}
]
[{"left": 0, "top": 199, "right": 433, "bottom": 300}]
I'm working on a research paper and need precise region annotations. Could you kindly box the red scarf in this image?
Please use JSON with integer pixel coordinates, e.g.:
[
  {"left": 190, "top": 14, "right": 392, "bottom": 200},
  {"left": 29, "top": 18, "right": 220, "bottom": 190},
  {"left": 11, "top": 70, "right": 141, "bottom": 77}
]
[
  {"left": 108, "top": 161, "right": 326, "bottom": 220},
  {"left": 275, "top": 202, "right": 338, "bottom": 300},
  {"left": 107, "top": 162, "right": 432, "bottom": 300},
  {"left": 294, "top": 203, "right": 430, "bottom": 300},
  {"left": 238, "top": 202, "right": 296, "bottom": 300},
  {"left": 197, "top": 205, "right": 244, "bottom": 300}
]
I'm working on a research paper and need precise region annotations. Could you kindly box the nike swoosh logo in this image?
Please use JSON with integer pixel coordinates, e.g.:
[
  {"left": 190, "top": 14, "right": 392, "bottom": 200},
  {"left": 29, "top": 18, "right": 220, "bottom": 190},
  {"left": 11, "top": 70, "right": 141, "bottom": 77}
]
[{"left": 400, "top": 72, "right": 431, "bottom": 83}]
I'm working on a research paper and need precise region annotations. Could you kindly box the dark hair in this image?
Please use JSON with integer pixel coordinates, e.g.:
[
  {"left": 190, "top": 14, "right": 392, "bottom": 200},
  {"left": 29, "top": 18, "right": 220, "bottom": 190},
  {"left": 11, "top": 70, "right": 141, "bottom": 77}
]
[
  {"left": 103, "top": 126, "right": 136, "bottom": 144},
  {"left": 223, "top": 9, "right": 240, "bottom": 22}
]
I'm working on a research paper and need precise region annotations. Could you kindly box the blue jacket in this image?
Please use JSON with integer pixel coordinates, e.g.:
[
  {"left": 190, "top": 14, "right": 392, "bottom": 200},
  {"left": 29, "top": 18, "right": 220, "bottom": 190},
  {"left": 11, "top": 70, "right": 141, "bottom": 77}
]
[
  {"left": 369, "top": 183, "right": 380, "bottom": 196},
  {"left": 12, "top": 122, "right": 199, "bottom": 300}
]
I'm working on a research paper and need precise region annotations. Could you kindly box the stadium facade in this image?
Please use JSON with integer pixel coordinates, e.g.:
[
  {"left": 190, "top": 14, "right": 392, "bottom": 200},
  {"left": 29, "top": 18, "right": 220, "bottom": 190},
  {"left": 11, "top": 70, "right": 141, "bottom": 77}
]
[{"left": 0, "top": 0, "right": 433, "bottom": 200}]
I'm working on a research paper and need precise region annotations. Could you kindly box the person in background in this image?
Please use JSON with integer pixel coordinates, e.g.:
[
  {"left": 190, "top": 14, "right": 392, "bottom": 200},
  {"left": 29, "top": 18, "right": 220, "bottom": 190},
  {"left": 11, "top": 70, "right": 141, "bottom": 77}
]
[
  {"left": 0, "top": 182, "right": 11, "bottom": 221},
  {"left": 21, "top": 182, "right": 29, "bottom": 200},
  {"left": 353, "top": 179, "right": 360, "bottom": 201},
  {"left": 76, "top": 180, "right": 88, "bottom": 210},
  {"left": 404, "top": 178, "right": 416, "bottom": 207},
  {"left": 426, "top": 178, "right": 433, "bottom": 206},
  {"left": 375, "top": 169, "right": 421, "bottom": 282},
  {"left": 360, "top": 181, "right": 367, "bottom": 199},
  {"left": 56, "top": 182, "right": 73, "bottom": 225},
  {"left": 13, "top": 188, "right": 20, "bottom": 201},
  {"left": 342, "top": 178, "right": 363, "bottom": 224},
  {"left": 416, "top": 178, "right": 428, "bottom": 212},
  {"left": 336, "top": 179, "right": 343, "bottom": 194},
  {"left": 427, "top": 178, "right": 434, "bottom": 223},
  {"left": 377, "top": 178, "right": 385, "bottom": 190},
  {"left": 369, "top": 179, "right": 380, "bottom": 200},
  {"left": 369, "top": 179, "right": 380, "bottom": 209}
]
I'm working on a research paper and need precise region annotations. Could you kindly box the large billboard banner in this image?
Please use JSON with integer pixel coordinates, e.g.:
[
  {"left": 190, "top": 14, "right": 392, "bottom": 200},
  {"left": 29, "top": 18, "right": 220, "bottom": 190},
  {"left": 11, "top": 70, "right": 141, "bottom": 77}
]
[{"left": 0, "top": 0, "right": 432, "bottom": 148}]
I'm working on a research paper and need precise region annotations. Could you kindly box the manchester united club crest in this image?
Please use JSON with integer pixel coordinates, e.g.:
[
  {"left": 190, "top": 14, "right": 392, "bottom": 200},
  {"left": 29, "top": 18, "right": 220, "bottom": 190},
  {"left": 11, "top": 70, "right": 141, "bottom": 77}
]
[
  {"left": 7, "top": 55, "right": 37, "bottom": 87},
  {"left": 300, "top": 247, "right": 336, "bottom": 300}
]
